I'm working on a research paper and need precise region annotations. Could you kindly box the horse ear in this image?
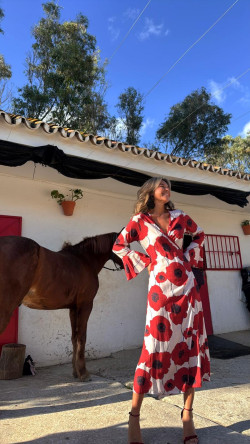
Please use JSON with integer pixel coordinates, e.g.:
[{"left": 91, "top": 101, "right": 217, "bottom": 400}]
[
  {"left": 113, "top": 228, "right": 125, "bottom": 244},
  {"left": 62, "top": 241, "right": 72, "bottom": 249}
]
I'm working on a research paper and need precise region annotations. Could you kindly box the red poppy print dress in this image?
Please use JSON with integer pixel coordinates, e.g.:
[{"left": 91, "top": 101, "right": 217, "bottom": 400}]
[{"left": 113, "top": 210, "right": 210, "bottom": 397}]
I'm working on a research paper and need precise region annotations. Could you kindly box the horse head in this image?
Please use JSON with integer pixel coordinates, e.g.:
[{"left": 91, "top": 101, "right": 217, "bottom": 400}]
[{"left": 107, "top": 232, "right": 124, "bottom": 271}]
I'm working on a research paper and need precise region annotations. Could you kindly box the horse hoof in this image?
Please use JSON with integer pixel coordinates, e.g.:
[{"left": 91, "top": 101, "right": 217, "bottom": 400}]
[
  {"left": 72, "top": 371, "right": 78, "bottom": 378},
  {"left": 79, "top": 372, "right": 92, "bottom": 382}
]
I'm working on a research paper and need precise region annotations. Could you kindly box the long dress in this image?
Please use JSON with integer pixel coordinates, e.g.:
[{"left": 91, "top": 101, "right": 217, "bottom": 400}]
[{"left": 112, "top": 209, "right": 210, "bottom": 398}]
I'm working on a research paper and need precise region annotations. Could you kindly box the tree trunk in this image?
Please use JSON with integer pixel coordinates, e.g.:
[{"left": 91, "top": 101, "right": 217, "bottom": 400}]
[{"left": 0, "top": 343, "right": 26, "bottom": 379}]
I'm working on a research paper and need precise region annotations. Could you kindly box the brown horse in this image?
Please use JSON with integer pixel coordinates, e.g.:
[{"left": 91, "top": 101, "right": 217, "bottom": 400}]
[{"left": 0, "top": 233, "right": 123, "bottom": 381}]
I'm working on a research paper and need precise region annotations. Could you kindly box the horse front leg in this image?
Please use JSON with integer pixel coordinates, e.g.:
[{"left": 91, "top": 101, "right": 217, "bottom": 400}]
[
  {"left": 69, "top": 307, "right": 78, "bottom": 378},
  {"left": 0, "top": 306, "right": 16, "bottom": 335},
  {"left": 75, "top": 302, "right": 93, "bottom": 382},
  {"left": 0, "top": 291, "right": 26, "bottom": 334}
]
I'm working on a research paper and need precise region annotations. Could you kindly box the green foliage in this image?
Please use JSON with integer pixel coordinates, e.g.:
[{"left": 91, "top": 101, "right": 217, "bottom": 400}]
[
  {"left": 51, "top": 188, "right": 83, "bottom": 205},
  {"left": 116, "top": 86, "right": 144, "bottom": 145},
  {"left": 156, "top": 87, "right": 231, "bottom": 158},
  {"left": 0, "top": 8, "right": 4, "bottom": 34},
  {"left": 205, "top": 134, "right": 250, "bottom": 173},
  {"left": 0, "top": 8, "right": 11, "bottom": 79},
  {"left": 13, "top": 1, "right": 109, "bottom": 133},
  {"left": 0, "top": 7, "right": 12, "bottom": 108},
  {"left": 0, "top": 55, "right": 11, "bottom": 80},
  {"left": 241, "top": 220, "right": 250, "bottom": 226},
  {"left": 142, "top": 141, "right": 161, "bottom": 151}
]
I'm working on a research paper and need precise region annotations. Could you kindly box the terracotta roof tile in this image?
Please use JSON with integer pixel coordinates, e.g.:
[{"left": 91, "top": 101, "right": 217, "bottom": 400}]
[{"left": 0, "top": 110, "right": 249, "bottom": 181}]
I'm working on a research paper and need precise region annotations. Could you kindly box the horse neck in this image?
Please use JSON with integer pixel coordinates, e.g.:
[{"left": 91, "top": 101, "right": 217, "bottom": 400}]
[
  {"left": 79, "top": 234, "right": 113, "bottom": 274},
  {"left": 90, "top": 251, "right": 111, "bottom": 275}
]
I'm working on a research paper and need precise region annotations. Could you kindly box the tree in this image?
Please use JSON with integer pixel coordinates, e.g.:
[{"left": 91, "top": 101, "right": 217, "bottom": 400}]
[
  {"left": 116, "top": 86, "right": 144, "bottom": 145},
  {"left": 142, "top": 141, "right": 160, "bottom": 151},
  {"left": 156, "top": 87, "right": 231, "bottom": 159},
  {"left": 12, "top": 1, "right": 109, "bottom": 133},
  {"left": 106, "top": 115, "right": 124, "bottom": 141},
  {"left": 0, "top": 8, "right": 12, "bottom": 109},
  {"left": 205, "top": 134, "right": 250, "bottom": 173}
]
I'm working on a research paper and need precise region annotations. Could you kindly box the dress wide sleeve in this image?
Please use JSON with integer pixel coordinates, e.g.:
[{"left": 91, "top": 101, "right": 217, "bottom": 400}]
[
  {"left": 183, "top": 214, "right": 205, "bottom": 269},
  {"left": 112, "top": 216, "right": 151, "bottom": 281}
]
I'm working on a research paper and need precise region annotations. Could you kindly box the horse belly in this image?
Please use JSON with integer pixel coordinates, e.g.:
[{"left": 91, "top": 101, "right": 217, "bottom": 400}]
[
  {"left": 22, "top": 288, "right": 43, "bottom": 310},
  {"left": 22, "top": 286, "right": 75, "bottom": 310},
  {"left": 22, "top": 288, "right": 52, "bottom": 310}
]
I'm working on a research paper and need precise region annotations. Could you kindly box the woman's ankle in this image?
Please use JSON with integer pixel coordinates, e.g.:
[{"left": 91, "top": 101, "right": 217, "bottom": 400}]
[{"left": 130, "top": 409, "right": 141, "bottom": 416}]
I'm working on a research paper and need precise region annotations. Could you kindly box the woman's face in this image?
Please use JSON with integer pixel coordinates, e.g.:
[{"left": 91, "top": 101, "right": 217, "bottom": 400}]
[{"left": 153, "top": 180, "right": 170, "bottom": 204}]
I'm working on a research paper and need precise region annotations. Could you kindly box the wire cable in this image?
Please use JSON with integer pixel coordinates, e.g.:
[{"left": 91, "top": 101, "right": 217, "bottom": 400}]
[
  {"left": 231, "top": 109, "right": 250, "bottom": 123},
  {"left": 109, "top": 0, "right": 152, "bottom": 62},
  {"left": 144, "top": 0, "right": 240, "bottom": 98}
]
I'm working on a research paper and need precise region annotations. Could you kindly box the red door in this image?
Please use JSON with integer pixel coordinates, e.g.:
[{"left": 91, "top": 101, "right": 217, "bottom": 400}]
[{"left": 0, "top": 215, "right": 22, "bottom": 352}]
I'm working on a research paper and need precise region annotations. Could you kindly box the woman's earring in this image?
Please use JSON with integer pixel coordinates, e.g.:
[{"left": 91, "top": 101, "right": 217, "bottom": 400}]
[{"left": 147, "top": 195, "right": 155, "bottom": 210}]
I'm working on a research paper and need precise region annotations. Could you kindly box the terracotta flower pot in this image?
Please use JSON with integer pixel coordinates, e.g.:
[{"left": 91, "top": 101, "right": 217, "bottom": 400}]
[
  {"left": 61, "top": 201, "right": 76, "bottom": 216},
  {"left": 242, "top": 225, "right": 250, "bottom": 235}
]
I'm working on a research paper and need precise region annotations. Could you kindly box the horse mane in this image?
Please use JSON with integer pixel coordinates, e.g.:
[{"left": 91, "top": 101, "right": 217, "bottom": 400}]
[{"left": 61, "top": 233, "right": 114, "bottom": 257}]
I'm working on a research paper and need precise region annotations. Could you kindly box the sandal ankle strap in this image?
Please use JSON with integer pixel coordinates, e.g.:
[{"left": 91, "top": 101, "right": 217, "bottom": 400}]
[
  {"left": 181, "top": 407, "right": 193, "bottom": 419},
  {"left": 129, "top": 411, "right": 140, "bottom": 417}
]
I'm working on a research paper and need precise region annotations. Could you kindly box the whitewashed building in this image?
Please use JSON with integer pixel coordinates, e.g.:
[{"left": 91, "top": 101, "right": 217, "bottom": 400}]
[{"left": 0, "top": 110, "right": 249, "bottom": 366}]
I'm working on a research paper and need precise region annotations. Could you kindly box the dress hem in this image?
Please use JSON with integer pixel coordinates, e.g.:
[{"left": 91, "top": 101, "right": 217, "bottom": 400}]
[{"left": 133, "top": 376, "right": 210, "bottom": 397}]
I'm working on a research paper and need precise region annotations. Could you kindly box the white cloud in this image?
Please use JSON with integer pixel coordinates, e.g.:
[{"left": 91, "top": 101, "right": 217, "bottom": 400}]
[
  {"left": 240, "top": 120, "right": 250, "bottom": 137},
  {"left": 138, "top": 18, "right": 169, "bottom": 41},
  {"left": 105, "top": 117, "right": 127, "bottom": 141},
  {"left": 209, "top": 80, "right": 226, "bottom": 104},
  {"left": 209, "top": 77, "right": 250, "bottom": 107},
  {"left": 123, "top": 8, "right": 140, "bottom": 20},
  {"left": 108, "top": 17, "right": 120, "bottom": 41},
  {"left": 228, "top": 76, "right": 244, "bottom": 91},
  {"left": 239, "top": 94, "right": 250, "bottom": 105},
  {"left": 228, "top": 77, "right": 250, "bottom": 106},
  {"left": 140, "top": 117, "right": 155, "bottom": 136},
  {"left": 115, "top": 117, "right": 127, "bottom": 134}
]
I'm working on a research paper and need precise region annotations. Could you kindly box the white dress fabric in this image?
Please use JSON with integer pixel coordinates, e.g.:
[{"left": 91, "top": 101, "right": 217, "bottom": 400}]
[{"left": 113, "top": 210, "right": 210, "bottom": 397}]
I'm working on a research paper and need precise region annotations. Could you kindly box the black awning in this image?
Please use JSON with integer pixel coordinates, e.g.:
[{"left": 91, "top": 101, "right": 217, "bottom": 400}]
[{"left": 0, "top": 139, "right": 249, "bottom": 207}]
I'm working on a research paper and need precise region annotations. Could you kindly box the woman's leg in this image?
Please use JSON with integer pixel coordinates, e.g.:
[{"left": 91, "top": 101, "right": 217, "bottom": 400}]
[
  {"left": 128, "top": 392, "right": 144, "bottom": 443},
  {"left": 182, "top": 388, "right": 198, "bottom": 443}
]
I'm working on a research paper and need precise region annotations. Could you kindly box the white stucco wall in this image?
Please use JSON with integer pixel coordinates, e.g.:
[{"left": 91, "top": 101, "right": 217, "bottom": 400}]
[
  {"left": 175, "top": 202, "right": 250, "bottom": 334},
  {"left": 0, "top": 172, "right": 150, "bottom": 366},
  {"left": 0, "top": 143, "right": 249, "bottom": 365}
]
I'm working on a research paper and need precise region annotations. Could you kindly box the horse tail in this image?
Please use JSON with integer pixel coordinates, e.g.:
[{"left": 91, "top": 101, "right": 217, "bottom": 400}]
[{"left": 0, "top": 236, "right": 40, "bottom": 334}]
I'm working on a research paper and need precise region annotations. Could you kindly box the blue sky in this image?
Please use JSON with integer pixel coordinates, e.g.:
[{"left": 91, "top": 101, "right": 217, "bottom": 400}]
[{"left": 0, "top": 0, "right": 250, "bottom": 147}]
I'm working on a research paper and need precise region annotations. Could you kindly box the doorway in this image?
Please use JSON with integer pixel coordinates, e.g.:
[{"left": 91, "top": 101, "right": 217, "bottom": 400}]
[{"left": 0, "top": 215, "right": 22, "bottom": 352}]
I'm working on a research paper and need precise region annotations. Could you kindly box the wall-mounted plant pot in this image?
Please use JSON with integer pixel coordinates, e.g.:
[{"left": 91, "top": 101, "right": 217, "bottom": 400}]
[
  {"left": 61, "top": 201, "right": 76, "bottom": 216},
  {"left": 242, "top": 225, "right": 250, "bottom": 235}
]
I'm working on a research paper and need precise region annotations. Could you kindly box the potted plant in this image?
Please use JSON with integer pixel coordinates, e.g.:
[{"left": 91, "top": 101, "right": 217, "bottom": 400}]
[
  {"left": 51, "top": 189, "right": 83, "bottom": 216},
  {"left": 241, "top": 220, "right": 250, "bottom": 235}
]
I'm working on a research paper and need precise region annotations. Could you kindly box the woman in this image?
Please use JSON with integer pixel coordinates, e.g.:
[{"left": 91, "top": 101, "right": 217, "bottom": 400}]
[{"left": 112, "top": 177, "right": 210, "bottom": 444}]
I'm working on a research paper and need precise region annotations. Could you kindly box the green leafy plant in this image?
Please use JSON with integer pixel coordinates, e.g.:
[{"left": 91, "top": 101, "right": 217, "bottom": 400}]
[
  {"left": 51, "top": 189, "right": 83, "bottom": 205},
  {"left": 241, "top": 220, "right": 250, "bottom": 226}
]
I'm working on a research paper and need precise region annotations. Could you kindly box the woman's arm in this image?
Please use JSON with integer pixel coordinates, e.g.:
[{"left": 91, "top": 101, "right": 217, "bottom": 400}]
[
  {"left": 113, "top": 216, "right": 151, "bottom": 280},
  {"left": 182, "top": 214, "right": 205, "bottom": 269}
]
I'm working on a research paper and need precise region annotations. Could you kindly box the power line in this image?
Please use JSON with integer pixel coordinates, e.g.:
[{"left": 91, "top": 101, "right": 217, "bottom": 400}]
[
  {"left": 232, "top": 109, "right": 250, "bottom": 123},
  {"left": 163, "top": 67, "right": 250, "bottom": 137},
  {"left": 144, "top": 0, "right": 240, "bottom": 98},
  {"left": 109, "top": 0, "right": 152, "bottom": 63}
]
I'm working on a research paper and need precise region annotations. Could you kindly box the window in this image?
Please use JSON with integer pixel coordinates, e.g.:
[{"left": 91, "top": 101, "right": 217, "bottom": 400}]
[{"left": 204, "top": 234, "right": 242, "bottom": 270}]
